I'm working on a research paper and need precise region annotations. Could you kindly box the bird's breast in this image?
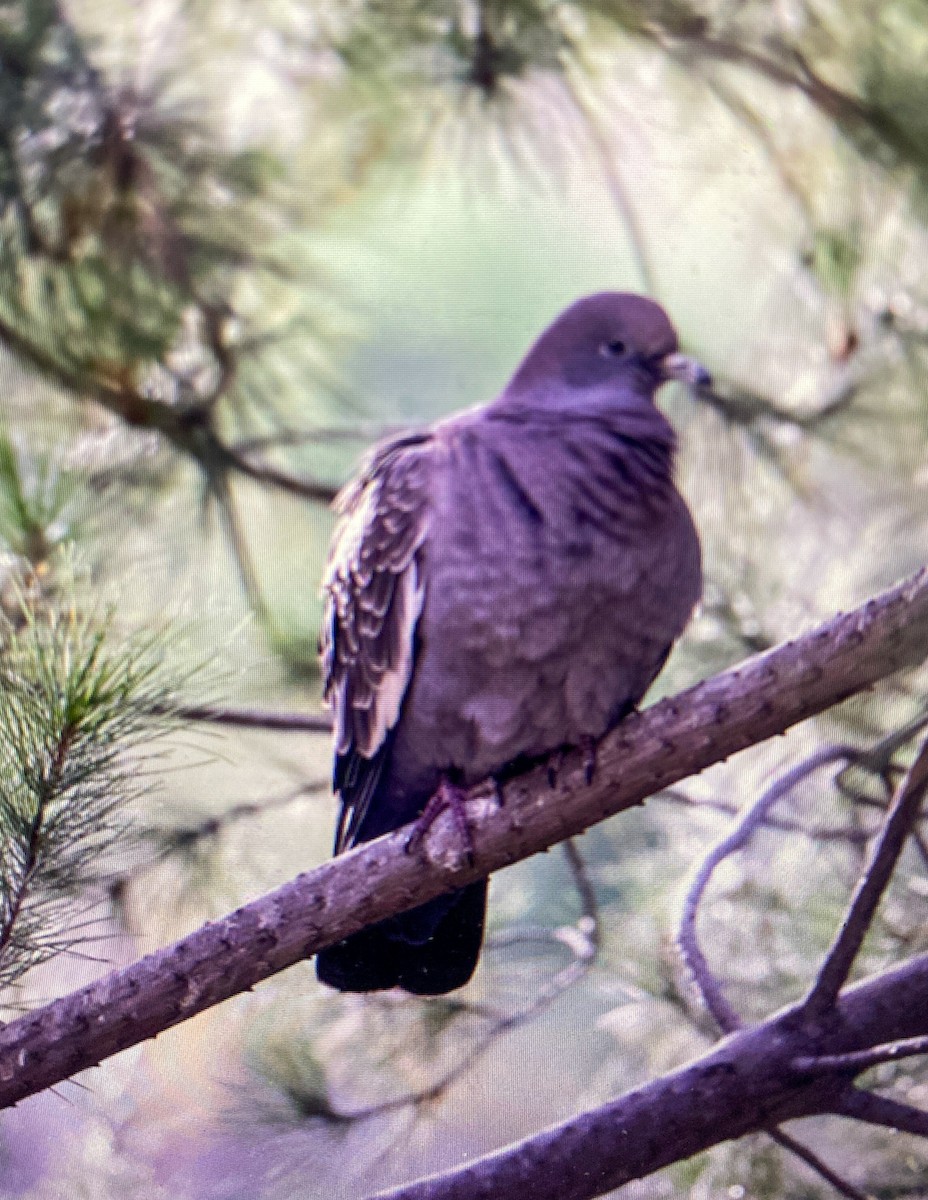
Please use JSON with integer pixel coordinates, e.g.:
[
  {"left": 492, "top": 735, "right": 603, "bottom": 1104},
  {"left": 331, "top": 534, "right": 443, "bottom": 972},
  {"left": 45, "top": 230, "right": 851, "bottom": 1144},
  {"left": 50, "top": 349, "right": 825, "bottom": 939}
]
[{"left": 393, "top": 432, "right": 700, "bottom": 783}]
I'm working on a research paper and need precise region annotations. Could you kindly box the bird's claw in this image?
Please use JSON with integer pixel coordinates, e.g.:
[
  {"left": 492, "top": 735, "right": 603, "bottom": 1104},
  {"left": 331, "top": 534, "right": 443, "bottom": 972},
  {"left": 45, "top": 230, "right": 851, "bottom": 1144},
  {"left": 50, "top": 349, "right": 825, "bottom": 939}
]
[
  {"left": 406, "top": 776, "right": 475, "bottom": 867},
  {"left": 546, "top": 748, "right": 565, "bottom": 789},
  {"left": 579, "top": 736, "right": 598, "bottom": 786}
]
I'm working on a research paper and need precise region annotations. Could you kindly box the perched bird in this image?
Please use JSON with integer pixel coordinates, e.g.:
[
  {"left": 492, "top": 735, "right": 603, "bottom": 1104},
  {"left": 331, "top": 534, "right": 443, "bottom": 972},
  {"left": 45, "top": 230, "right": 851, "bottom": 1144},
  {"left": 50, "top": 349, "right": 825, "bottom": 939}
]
[{"left": 316, "top": 292, "right": 706, "bottom": 995}]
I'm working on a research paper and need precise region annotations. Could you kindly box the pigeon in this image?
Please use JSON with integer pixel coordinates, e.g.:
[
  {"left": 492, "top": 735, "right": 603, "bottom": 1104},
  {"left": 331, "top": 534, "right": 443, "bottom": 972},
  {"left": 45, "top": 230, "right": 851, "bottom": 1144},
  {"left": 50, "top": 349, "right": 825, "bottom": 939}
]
[{"left": 315, "top": 292, "right": 706, "bottom": 995}]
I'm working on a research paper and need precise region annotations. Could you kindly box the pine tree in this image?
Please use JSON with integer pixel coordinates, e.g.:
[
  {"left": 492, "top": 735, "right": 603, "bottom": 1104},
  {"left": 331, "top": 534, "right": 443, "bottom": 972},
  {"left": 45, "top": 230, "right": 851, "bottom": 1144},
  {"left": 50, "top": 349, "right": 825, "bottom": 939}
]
[{"left": 1, "top": 3, "right": 927, "bottom": 1197}]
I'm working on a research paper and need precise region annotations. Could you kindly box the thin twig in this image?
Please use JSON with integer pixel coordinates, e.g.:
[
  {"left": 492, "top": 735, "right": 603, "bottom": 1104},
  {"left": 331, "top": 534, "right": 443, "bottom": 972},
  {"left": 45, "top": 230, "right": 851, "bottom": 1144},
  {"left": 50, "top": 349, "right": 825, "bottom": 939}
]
[
  {"left": 655, "top": 30, "right": 869, "bottom": 126},
  {"left": 793, "top": 1034, "right": 928, "bottom": 1077},
  {"left": 231, "top": 421, "right": 412, "bottom": 454},
  {"left": 212, "top": 479, "right": 271, "bottom": 618},
  {"left": 803, "top": 735, "right": 928, "bottom": 1020},
  {"left": 834, "top": 1089, "right": 928, "bottom": 1139},
  {"left": 163, "top": 703, "right": 332, "bottom": 733},
  {"left": 108, "top": 780, "right": 329, "bottom": 896},
  {"left": 222, "top": 444, "right": 338, "bottom": 503},
  {"left": 341, "top": 839, "right": 600, "bottom": 1119},
  {"left": 677, "top": 747, "right": 858, "bottom": 1033},
  {"left": 657, "top": 787, "right": 873, "bottom": 843},
  {"left": 767, "top": 1129, "right": 871, "bottom": 1200},
  {"left": 562, "top": 838, "right": 600, "bottom": 938},
  {"left": 835, "top": 711, "right": 928, "bottom": 798}
]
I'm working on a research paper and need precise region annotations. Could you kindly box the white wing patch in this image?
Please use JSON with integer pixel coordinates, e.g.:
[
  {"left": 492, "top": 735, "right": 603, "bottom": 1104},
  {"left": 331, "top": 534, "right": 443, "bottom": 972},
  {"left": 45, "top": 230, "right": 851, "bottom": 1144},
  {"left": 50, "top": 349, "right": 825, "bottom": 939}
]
[
  {"left": 321, "top": 433, "right": 433, "bottom": 763},
  {"left": 361, "top": 560, "right": 423, "bottom": 754}
]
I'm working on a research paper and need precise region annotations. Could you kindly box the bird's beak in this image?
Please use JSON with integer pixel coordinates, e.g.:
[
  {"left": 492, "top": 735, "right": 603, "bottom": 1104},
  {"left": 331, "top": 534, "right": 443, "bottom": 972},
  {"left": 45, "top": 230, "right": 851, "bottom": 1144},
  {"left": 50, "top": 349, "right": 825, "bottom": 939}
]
[{"left": 658, "top": 352, "right": 712, "bottom": 389}]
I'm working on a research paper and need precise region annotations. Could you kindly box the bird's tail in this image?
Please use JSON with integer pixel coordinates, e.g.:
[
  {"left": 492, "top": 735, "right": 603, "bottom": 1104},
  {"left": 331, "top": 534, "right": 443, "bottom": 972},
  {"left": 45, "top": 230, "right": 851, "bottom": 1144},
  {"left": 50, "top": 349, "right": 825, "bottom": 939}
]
[
  {"left": 315, "top": 880, "right": 487, "bottom": 994},
  {"left": 319, "top": 745, "right": 487, "bottom": 994}
]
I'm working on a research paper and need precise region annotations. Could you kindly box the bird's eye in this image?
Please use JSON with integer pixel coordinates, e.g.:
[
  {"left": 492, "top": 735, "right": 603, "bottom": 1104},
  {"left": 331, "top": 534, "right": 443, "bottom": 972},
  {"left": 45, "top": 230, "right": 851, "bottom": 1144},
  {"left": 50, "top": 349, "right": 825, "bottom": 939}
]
[{"left": 600, "top": 339, "right": 627, "bottom": 358}]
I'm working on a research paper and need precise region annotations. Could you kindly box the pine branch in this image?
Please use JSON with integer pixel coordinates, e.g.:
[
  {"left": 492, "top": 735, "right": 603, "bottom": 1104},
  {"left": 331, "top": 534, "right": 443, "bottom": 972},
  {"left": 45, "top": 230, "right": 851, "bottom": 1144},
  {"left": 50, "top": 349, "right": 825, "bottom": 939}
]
[
  {"left": 0, "top": 592, "right": 185, "bottom": 987},
  {"left": 0, "top": 568, "right": 926, "bottom": 1109},
  {"left": 0, "top": 0, "right": 341, "bottom": 538}
]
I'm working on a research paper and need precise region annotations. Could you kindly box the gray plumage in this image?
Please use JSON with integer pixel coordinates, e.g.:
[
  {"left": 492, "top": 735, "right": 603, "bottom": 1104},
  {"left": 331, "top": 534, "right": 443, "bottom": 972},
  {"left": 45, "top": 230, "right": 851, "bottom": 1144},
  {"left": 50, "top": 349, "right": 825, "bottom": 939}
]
[{"left": 316, "top": 292, "right": 704, "bottom": 994}]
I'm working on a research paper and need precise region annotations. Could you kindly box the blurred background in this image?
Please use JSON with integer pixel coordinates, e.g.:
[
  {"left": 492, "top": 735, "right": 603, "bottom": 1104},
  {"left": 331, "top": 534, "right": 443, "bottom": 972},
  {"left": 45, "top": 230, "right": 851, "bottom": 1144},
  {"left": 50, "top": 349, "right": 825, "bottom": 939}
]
[{"left": 1, "top": 1, "right": 928, "bottom": 1197}]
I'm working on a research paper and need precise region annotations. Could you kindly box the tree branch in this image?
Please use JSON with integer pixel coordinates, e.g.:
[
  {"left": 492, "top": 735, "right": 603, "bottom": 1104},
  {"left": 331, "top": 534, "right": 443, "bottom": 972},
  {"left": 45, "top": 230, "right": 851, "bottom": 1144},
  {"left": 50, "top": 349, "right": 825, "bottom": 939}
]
[
  {"left": 0, "top": 303, "right": 340, "bottom": 509},
  {"left": 802, "top": 734, "right": 928, "bottom": 1019},
  {"left": 793, "top": 1034, "right": 928, "bottom": 1077},
  {"left": 657, "top": 786, "right": 877, "bottom": 844},
  {"left": 341, "top": 840, "right": 601, "bottom": 1120},
  {"left": 217, "top": 443, "right": 339, "bottom": 503},
  {"left": 677, "top": 747, "right": 858, "bottom": 1034},
  {"left": 834, "top": 1088, "right": 928, "bottom": 1139},
  {"left": 766, "top": 1129, "right": 871, "bottom": 1200},
  {"left": 656, "top": 31, "right": 869, "bottom": 127},
  {"left": 0, "top": 568, "right": 927, "bottom": 1108},
  {"left": 167, "top": 703, "right": 332, "bottom": 733},
  {"left": 372, "top": 955, "right": 928, "bottom": 1200}
]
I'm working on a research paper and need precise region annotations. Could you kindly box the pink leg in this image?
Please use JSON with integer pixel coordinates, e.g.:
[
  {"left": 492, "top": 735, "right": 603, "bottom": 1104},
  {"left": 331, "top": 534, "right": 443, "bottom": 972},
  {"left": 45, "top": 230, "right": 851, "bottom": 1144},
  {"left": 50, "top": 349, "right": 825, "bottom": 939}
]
[{"left": 406, "top": 775, "right": 475, "bottom": 865}]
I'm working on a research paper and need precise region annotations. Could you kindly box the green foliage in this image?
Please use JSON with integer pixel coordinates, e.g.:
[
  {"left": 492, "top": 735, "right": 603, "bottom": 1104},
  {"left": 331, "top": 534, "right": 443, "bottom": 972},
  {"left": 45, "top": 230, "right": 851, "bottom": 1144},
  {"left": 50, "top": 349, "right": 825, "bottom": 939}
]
[
  {"left": 0, "top": 0, "right": 337, "bottom": 469},
  {"left": 0, "top": 579, "right": 184, "bottom": 990},
  {"left": 0, "top": 3, "right": 182, "bottom": 379},
  {"left": 336, "top": 0, "right": 572, "bottom": 97},
  {"left": 848, "top": 0, "right": 928, "bottom": 195},
  {"left": 807, "top": 227, "right": 862, "bottom": 301},
  {"left": 246, "top": 1013, "right": 344, "bottom": 1124},
  {"left": 0, "top": 429, "right": 75, "bottom": 562}
]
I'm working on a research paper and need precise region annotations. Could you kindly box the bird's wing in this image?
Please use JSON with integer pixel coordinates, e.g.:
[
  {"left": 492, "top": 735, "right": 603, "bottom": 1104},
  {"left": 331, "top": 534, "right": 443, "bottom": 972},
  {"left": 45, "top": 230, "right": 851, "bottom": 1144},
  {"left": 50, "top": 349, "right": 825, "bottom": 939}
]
[{"left": 321, "top": 430, "right": 435, "bottom": 853}]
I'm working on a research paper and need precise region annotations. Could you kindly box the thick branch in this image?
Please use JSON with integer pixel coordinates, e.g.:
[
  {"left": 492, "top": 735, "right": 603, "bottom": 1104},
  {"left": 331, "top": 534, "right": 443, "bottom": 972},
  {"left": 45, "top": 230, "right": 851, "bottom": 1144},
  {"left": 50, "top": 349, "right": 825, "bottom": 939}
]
[
  {"left": 0, "top": 569, "right": 927, "bottom": 1108},
  {"left": 373, "top": 955, "right": 928, "bottom": 1200}
]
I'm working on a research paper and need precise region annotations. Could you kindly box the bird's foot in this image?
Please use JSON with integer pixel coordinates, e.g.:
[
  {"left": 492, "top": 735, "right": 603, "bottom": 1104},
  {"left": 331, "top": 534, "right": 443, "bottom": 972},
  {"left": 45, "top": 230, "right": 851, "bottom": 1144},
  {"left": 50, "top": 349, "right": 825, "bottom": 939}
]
[
  {"left": 579, "top": 736, "right": 598, "bottom": 786},
  {"left": 546, "top": 748, "right": 566, "bottom": 789},
  {"left": 406, "top": 775, "right": 475, "bottom": 867}
]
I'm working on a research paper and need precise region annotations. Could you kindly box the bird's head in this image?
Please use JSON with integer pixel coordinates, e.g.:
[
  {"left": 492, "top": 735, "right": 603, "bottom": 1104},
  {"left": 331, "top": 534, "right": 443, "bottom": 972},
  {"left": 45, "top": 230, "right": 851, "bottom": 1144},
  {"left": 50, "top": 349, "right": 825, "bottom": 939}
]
[{"left": 499, "top": 292, "right": 710, "bottom": 415}]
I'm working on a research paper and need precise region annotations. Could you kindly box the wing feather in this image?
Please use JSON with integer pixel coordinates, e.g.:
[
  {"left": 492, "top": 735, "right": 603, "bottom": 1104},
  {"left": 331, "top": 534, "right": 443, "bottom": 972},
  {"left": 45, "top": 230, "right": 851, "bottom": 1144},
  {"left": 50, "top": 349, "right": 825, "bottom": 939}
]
[{"left": 321, "top": 431, "right": 434, "bottom": 850}]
